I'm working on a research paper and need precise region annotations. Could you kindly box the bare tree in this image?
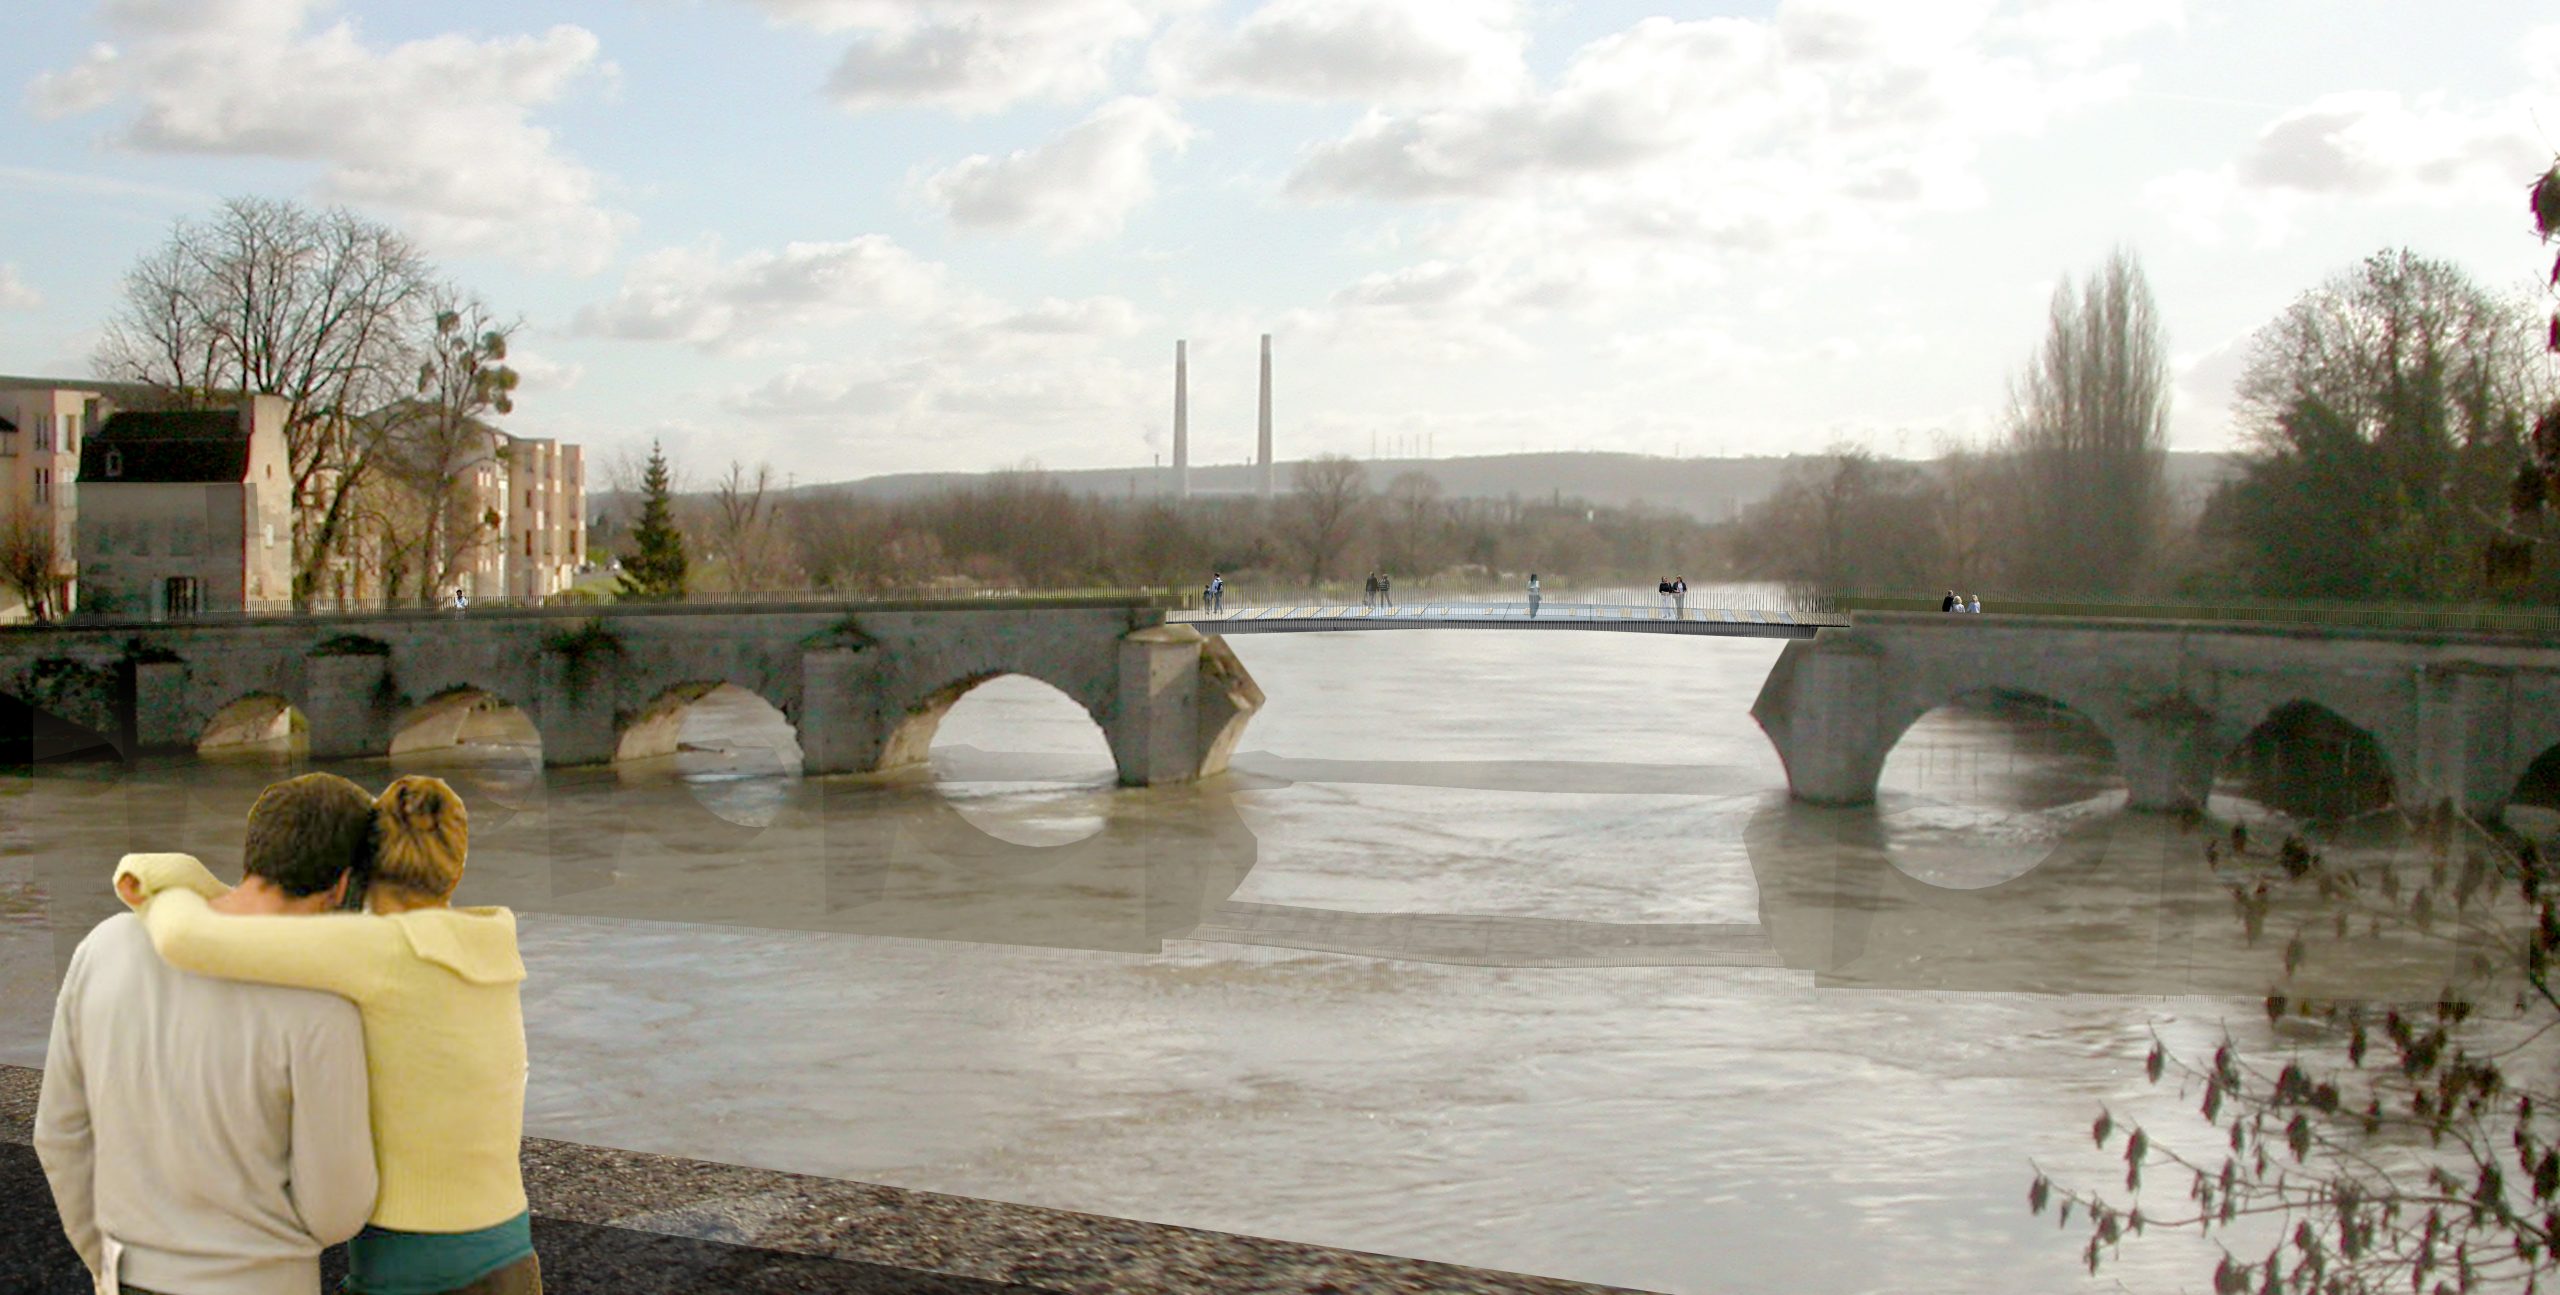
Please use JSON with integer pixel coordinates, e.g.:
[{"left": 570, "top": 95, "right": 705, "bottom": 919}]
[
  {"left": 2002, "top": 248, "right": 2171, "bottom": 598},
  {"left": 1730, "top": 446, "right": 1942, "bottom": 604},
  {"left": 96, "top": 196, "right": 436, "bottom": 607},
  {"left": 1285, "top": 454, "right": 1370, "bottom": 584},
  {"left": 1929, "top": 439, "right": 2012, "bottom": 593},
  {"left": 1381, "top": 469, "right": 1445, "bottom": 577},
  {"left": 372, "top": 291, "right": 519, "bottom": 604},
  {"left": 0, "top": 505, "right": 63, "bottom": 622},
  {"left": 703, "top": 459, "right": 797, "bottom": 592}
]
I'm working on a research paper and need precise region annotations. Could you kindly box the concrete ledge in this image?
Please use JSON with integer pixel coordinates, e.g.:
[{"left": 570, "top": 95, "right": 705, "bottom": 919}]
[{"left": 0, "top": 1065, "right": 1659, "bottom": 1295}]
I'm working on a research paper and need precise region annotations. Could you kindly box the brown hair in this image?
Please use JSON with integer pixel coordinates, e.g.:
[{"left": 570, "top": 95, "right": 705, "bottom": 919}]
[
  {"left": 371, "top": 775, "right": 469, "bottom": 905},
  {"left": 242, "top": 773, "right": 378, "bottom": 898}
]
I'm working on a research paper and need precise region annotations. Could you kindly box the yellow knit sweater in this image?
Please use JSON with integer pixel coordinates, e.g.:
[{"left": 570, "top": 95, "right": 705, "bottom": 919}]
[{"left": 115, "top": 853, "right": 530, "bottom": 1233}]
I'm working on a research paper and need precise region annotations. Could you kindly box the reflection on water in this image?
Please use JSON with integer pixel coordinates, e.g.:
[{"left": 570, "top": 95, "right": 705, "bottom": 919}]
[{"left": 0, "top": 590, "right": 2537, "bottom": 1295}]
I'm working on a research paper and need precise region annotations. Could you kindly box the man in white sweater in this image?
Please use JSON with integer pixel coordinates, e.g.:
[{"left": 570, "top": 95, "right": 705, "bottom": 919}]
[{"left": 36, "top": 773, "right": 382, "bottom": 1295}]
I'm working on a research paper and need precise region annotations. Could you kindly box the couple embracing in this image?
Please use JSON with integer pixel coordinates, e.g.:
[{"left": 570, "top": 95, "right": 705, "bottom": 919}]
[{"left": 35, "top": 772, "right": 538, "bottom": 1295}]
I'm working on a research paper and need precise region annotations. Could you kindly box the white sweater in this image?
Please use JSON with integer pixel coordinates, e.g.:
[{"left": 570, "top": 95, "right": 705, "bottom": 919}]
[{"left": 35, "top": 913, "right": 378, "bottom": 1295}]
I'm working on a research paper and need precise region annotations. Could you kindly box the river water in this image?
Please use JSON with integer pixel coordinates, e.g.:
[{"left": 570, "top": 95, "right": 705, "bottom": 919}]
[{"left": 0, "top": 588, "right": 2529, "bottom": 1294}]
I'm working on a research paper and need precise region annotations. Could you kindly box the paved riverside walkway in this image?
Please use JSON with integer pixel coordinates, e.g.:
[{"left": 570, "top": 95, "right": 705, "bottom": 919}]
[
  {"left": 0, "top": 1066, "right": 1663, "bottom": 1295},
  {"left": 1176, "top": 601, "right": 1843, "bottom": 638}
]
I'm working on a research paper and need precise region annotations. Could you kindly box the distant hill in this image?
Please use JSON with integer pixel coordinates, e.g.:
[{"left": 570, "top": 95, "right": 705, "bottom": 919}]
[{"left": 770, "top": 450, "right": 2243, "bottom": 522}]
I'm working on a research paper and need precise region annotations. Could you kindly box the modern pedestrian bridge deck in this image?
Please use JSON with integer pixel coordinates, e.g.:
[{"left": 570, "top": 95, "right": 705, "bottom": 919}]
[{"left": 1176, "top": 602, "right": 1846, "bottom": 638}]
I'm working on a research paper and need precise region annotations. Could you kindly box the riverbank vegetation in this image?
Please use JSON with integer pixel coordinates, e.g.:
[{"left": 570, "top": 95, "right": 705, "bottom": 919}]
[{"left": 603, "top": 225, "right": 2556, "bottom": 612}]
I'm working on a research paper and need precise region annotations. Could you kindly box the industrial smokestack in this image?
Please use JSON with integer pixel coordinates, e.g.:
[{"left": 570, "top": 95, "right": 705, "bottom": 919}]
[
  {"left": 1173, "top": 339, "right": 1188, "bottom": 498},
  {"left": 1257, "top": 332, "right": 1273, "bottom": 499}
]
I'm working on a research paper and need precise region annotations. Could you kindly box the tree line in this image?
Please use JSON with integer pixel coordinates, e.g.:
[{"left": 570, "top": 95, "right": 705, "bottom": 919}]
[
  {"left": 1730, "top": 238, "right": 2560, "bottom": 611},
  {"left": 594, "top": 444, "right": 1746, "bottom": 602}
]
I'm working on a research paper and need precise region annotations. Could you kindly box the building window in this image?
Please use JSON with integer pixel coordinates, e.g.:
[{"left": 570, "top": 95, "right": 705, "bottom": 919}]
[
  {"left": 104, "top": 448, "right": 123, "bottom": 478},
  {"left": 164, "top": 576, "right": 202, "bottom": 618},
  {"left": 34, "top": 420, "right": 52, "bottom": 453},
  {"left": 62, "top": 414, "right": 76, "bottom": 454},
  {"left": 524, "top": 532, "right": 534, "bottom": 557},
  {"left": 32, "top": 469, "right": 49, "bottom": 504}
]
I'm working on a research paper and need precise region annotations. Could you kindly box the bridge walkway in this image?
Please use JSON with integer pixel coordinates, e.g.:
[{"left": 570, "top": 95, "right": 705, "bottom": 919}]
[{"left": 1175, "top": 602, "right": 1843, "bottom": 639}]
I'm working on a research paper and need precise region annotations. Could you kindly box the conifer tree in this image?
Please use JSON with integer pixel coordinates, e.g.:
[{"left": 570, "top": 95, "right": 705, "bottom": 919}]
[{"left": 616, "top": 441, "right": 688, "bottom": 600}]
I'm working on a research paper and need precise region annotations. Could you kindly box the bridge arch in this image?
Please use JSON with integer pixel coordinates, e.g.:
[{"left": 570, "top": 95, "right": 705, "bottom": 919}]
[
  {"left": 197, "top": 692, "right": 305, "bottom": 756},
  {"left": 1870, "top": 686, "right": 2128, "bottom": 890},
  {"left": 2505, "top": 741, "right": 2560, "bottom": 838},
  {"left": 1, "top": 690, "right": 123, "bottom": 767},
  {"left": 2209, "top": 699, "right": 2398, "bottom": 823},
  {"left": 615, "top": 680, "right": 804, "bottom": 768},
  {"left": 876, "top": 668, "right": 1115, "bottom": 775},
  {"left": 389, "top": 686, "right": 540, "bottom": 759},
  {"left": 1875, "top": 685, "right": 2129, "bottom": 792}
]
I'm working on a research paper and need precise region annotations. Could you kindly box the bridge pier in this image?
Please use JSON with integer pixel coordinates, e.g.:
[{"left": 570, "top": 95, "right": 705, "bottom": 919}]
[
  {"left": 2415, "top": 664, "right": 2519, "bottom": 820},
  {"left": 127, "top": 658, "right": 192, "bottom": 755},
  {"left": 1107, "top": 625, "right": 1259, "bottom": 784},
  {"left": 2115, "top": 696, "right": 2216, "bottom": 813},
  {"left": 539, "top": 644, "right": 622, "bottom": 767},
  {"left": 798, "top": 644, "right": 887, "bottom": 777},
  {"left": 304, "top": 648, "right": 397, "bottom": 761},
  {"left": 1753, "top": 638, "right": 1889, "bottom": 806}
]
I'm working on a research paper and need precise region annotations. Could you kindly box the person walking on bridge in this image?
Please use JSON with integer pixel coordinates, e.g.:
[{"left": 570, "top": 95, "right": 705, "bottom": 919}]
[
  {"left": 1940, "top": 589, "right": 1957, "bottom": 613},
  {"left": 1205, "top": 572, "right": 1225, "bottom": 613},
  {"left": 1673, "top": 576, "right": 1688, "bottom": 619},
  {"left": 1657, "top": 578, "right": 1674, "bottom": 617},
  {"left": 1527, "top": 572, "right": 1542, "bottom": 618},
  {"left": 1364, "top": 572, "right": 1379, "bottom": 609}
]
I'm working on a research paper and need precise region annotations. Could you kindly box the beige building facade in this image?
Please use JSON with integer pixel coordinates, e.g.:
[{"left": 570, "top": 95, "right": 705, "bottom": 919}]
[
  {"left": 74, "top": 395, "right": 294, "bottom": 617},
  {"left": 0, "top": 373, "right": 586, "bottom": 615},
  {"left": 0, "top": 382, "right": 94, "bottom": 621},
  {"left": 446, "top": 432, "right": 586, "bottom": 601}
]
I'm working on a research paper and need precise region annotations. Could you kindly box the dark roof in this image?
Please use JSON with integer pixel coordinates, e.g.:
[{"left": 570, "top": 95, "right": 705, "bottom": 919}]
[
  {"left": 80, "top": 409, "right": 251, "bottom": 483},
  {"left": 0, "top": 374, "right": 214, "bottom": 407},
  {"left": 0, "top": 416, "right": 13, "bottom": 433}
]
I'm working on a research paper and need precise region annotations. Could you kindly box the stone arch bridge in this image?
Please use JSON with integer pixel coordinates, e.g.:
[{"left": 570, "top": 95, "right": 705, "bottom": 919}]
[
  {"left": 1752, "top": 613, "right": 2560, "bottom": 819},
  {"left": 0, "top": 600, "right": 1259, "bottom": 784}
]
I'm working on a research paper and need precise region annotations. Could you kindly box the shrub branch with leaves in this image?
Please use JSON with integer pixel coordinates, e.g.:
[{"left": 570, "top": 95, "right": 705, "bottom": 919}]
[{"left": 2032, "top": 808, "right": 2560, "bottom": 1294}]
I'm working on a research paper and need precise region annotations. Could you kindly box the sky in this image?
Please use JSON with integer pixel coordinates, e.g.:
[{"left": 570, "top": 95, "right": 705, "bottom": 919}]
[{"left": 0, "top": 0, "right": 2554, "bottom": 487}]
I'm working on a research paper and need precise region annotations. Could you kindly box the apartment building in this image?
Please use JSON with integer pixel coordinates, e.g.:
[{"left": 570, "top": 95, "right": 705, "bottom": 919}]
[
  {"left": 74, "top": 395, "right": 294, "bottom": 616},
  {"left": 504, "top": 437, "right": 585, "bottom": 599},
  {"left": 0, "top": 381, "right": 94, "bottom": 620},
  {"left": 441, "top": 430, "right": 586, "bottom": 601},
  {"left": 0, "top": 373, "right": 587, "bottom": 614}
]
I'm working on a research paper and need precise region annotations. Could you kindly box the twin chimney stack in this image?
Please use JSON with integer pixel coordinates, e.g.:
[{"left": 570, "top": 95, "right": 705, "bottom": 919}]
[{"left": 1168, "top": 333, "right": 1276, "bottom": 499}]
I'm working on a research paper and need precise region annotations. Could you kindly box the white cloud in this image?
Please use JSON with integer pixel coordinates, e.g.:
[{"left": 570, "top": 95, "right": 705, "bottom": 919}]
[
  {"left": 918, "top": 96, "right": 1193, "bottom": 244},
  {"left": 2146, "top": 89, "right": 2548, "bottom": 246},
  {"left": 726, "top": 347, "right": 1154, "bottom": 467},
  {"left": 576, "top": 235, "right": 953, "bottom": 352},
  {"left": 0, "top": 265, "right": 41, "bottom": 310},
  {"left": 1276, "top": 0, "right": 2170, "bottom": 330},
  {"left": 2527, "top": 22, "right": 2560, "bottom": 89},
  {"left": 26, "top": 0, "right": 623, "bottom": 273},
  {"left": 505, "top": 347, "right": 584, "bottom": 394},
  {"left": 993, "top": 295, "right": 1145, "bottom": 335},
  {"left": 2000, "top": 0, "right": 2183, "bottom": 67},
  {"left": 746, "top": 0, "right": 1191, "bottom": 114},
  {"left": 1154, "top": 0, "right": 1529, "bottom": 104}
]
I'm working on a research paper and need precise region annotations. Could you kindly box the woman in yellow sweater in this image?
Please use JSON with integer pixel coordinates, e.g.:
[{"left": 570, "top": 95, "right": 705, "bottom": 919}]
[{"left": 115, "top": 775, "right": 539, "bottom": 1295}]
